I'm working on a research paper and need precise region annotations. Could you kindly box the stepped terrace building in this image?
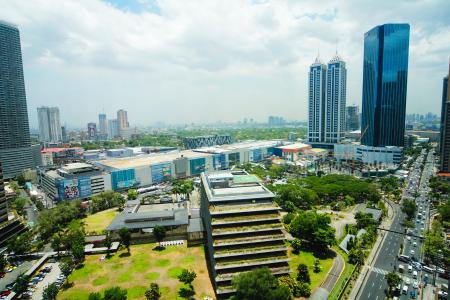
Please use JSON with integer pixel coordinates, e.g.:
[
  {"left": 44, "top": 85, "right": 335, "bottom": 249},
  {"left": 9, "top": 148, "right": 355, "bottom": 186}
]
[{"left": 200, "top": 171, "right": 289, "bottom": 297}]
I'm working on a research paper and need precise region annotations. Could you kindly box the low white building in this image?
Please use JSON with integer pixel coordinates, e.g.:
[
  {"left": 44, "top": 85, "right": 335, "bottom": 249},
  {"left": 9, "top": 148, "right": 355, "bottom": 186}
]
[{"left": 334, "top": 143, "right": 402, "bottom": 165}]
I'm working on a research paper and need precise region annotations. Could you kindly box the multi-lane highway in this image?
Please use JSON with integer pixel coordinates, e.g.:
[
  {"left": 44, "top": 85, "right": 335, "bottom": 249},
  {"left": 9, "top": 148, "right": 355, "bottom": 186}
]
[{"left": 356, "top": 148, "right": 436, "bottom": 300}]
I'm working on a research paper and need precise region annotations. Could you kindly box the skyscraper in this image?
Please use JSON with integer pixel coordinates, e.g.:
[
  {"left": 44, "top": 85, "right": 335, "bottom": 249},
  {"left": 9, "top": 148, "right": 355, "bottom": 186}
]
[
  {"left": 108, "top": 119, "right": 119, "bottom": 140},
  {"left": 308, "top": 57, "right": 327, "bottom": 143},
  {"left": 361, "top": 23, "right": 410, "bottom": 147},
  {"left": 0, "top": 162, "right": 7, "bottom": 224},
  {"left": 87, "top": 122, "right": 97, "bottom": 140},
  {"left": 346, "top": 105, "right": 360, "bottom": 131},
  {"left": 325, "top": 54, "right": 347, "bottom": 143},
  {"left": 117, "top": 109, "right": 129, "bottom": 130},
  {"left": 440, "top": 61, "right": 450, "bottom": 173},
  {"left": 0, "top": 21, "right": 34, "bottom": 178},
  {"left": 98, "top": 113, "right": 107, "bottom": 134},
  {"left": 37, "top": 106, "right": 62, "bottom": 143}
]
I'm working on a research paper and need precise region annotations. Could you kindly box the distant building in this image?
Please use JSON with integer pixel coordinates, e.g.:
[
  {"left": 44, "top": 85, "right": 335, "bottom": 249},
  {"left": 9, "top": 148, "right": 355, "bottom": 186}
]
[
  {"left": 440, "top": 61, "right": 450, "bottom": 173},
  {"left": 98, "top": 113, "right": 108, "bottom": 141},
  {"left": 200, "top": 171, "right": 289, "bottom": 296},
  {"left": 37, "top": 106, "right": 62, "bottom": 143},
  {"left": 274, "top": 143, "right": 311, "bottom": 162},
  {"left": 361, "top": 24, "right": 410, "bottom": 147},
  {"left": 106, "top": 148, "right": 134, "bottom": 158},
  {"left": 183, "top": 135, "right": 233, "bottom": 149},
  {"left": 108, "top": 119, "right": 119, "bottom": 140},
  {"left": 346, "top": 105, "right": 360, "bottom": 131},
  {"left": 268, "top": 116, "right": 285, "bottom": 127},
  {"left": 87, "top": 122, "right": 97, "bottom": 140},
  {"left": 334, "top": 143, "right": 403, "bottom": 165},
  {"left": 117, "top": 109, "right": 129, "bottom": 138},
  {"left": 61, "top": 126, "right": 68, "bottom": 143},
  {"left": 0, "top": 21, "right": 35, "bottom": 178}
]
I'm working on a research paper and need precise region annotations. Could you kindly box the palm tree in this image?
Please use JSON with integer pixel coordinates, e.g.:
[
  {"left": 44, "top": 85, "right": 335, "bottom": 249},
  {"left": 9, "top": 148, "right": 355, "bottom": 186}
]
[{"left": 385, "top": 272, "right": 401, "bottom": 297}]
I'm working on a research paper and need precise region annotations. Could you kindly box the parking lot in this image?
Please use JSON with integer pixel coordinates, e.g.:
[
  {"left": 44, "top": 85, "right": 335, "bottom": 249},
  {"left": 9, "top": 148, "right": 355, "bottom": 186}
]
[{"left": 31, "top": 262, "right": 62, "bottom": 300}]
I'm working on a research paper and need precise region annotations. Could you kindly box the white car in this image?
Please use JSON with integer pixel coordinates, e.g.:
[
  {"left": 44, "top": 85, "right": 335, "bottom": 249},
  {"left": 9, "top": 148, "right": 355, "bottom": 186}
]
[
  {"left": 405, "top": 277, "right": 411, "bottom": 285},
  {"left": 410, "top": 250, "right": 415, "bottom": 256},
  {"left": 413, "top": 281, "right": 419, "bottom": 289}
]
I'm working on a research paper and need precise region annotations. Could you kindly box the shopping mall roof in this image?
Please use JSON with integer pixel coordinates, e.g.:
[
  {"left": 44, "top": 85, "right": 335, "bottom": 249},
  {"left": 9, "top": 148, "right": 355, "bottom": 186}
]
[
  {"left": 276, "top": 142, "right": 311, "bottom": 152},
  {"left": 194, "top": 140, "right": 281, "bottom": 154},
  {"left": 41, "top": 147, "right": 83, "bottom": 153},
  {"left": 96, "top": 150, "right": 211, "bottom": 170}
]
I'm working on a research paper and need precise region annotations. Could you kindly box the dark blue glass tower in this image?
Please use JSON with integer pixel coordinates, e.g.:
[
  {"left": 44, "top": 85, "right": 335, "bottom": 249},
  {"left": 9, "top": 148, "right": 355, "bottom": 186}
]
[{"left": 361, "top": 24, "right": 410, "bottom": 147}]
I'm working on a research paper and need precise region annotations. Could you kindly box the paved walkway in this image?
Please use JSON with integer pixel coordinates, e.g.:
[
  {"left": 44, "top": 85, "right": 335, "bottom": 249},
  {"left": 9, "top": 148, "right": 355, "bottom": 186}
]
[{"left": 310, "top": 251, "right": 345, "bottom": 300}]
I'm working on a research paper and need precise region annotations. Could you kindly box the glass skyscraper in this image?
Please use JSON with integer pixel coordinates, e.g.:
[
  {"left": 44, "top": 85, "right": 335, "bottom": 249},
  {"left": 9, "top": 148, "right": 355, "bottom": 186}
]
[
  {"left": 0, "top": 21, "right": 34, "bottom": 178},
  {"left": 308, "top": 57, "right": 327, "bottom": 143},
  {"left": 361, "top": 24, "right": 410, "bottom": 147}
]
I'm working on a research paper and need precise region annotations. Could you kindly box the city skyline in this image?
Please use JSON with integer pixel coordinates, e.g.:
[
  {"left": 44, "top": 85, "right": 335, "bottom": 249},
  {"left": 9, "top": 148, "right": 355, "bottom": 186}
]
[{"left": 0, "top": 0, "right": 449, "bottom": 127}]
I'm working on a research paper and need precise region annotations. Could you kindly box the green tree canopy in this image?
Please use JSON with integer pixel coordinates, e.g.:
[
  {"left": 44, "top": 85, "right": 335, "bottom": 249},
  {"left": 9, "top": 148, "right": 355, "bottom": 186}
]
[
  {"left": 231, "top": 267, "right": 292, "bottom": 300},
  {"left": 103, "top": 286, "right": 128, "bottom": 300},
  {"left": 153, "top": 225, "right": 166, "bottom": 246},
  {"left": 118, "top": 227, "right": 131, "bottom": 253},
  {"left": 145, "top": 283, "right": 161, "bottom": 300}
]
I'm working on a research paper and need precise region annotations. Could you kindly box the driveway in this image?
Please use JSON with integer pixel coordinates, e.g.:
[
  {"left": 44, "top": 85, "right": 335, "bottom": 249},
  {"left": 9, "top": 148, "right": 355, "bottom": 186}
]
[{"left": 31, "top": 262, "right": 61, "bottom": 300}]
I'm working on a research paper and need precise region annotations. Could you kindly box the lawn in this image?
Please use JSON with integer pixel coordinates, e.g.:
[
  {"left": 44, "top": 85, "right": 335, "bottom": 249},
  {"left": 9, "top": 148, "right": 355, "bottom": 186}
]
[
  {"left": 57, "top": 243, "right": 214, "bottom": 300},
  {"left": 84, "top": 209, "right": 119, "bottom": 234},
  {"left": 287, "top": 246, "right": 334, "bottom": 293}
]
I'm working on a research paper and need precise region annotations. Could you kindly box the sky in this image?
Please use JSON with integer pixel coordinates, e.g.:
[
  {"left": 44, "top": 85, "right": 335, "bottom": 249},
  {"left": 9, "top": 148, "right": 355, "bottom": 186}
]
[{"left": 0, "top": 0, "right": 449, "bottom": 129}]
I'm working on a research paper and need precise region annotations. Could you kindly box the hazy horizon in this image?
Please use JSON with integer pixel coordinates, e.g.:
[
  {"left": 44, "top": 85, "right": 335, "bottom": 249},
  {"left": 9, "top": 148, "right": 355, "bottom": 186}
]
[{"left": 0, "top": 0, "right": 449, "bottom": 128}]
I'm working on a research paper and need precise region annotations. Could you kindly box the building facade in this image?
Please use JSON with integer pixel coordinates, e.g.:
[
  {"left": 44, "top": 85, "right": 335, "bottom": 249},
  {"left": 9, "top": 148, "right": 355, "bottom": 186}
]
[
  {"left": 308, "top": 57, "right": 327, "bottom": 143},
  {"left": 87, "top": 122, "right": 97, "bottom": 140},
  {"left": 183, "top": 135, "right": 233, "bottom": 150},
  {"left": 98, "top": 113, "right": 108, "bottom": 140},
  {"left": 361, "top": 23, "right": 410, "bottom": 147},
  {"left": 0, "top": 21, "right": 35, "bottom": 178},
  {"left": 108, "top": 119, "right": 119, "bottom": 140},
  {"left": 117, "top": 109, "right": 129, "bottom": 138},
  {"left": 440, "top": 62, "right": 450, "bottom": 173},
  {"left": 334, "top": 143, "right": 403, "bottom": 165},
  {"left": 0, "top": 162, "right": 7, "bottom": 224},
  {"left": 346, "top": 105, "right": 360, "bottom": 131},
  {"left": 325, "top": 54, "right": 347, "bottom": 143},
  {"left": 37, "top": 106, "right": 62, "bottom": 143},
  {"left": 200, "top": 171, "right": 289, "bottom": 296}
]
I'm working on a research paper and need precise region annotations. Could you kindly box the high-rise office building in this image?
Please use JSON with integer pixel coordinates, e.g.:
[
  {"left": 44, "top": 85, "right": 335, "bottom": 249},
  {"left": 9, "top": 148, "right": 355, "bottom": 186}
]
[
  {"left": 346, "top": 105, "right": 360, "bottom": 131},
  {"left": 308, "top": 57, "right": 327, "bottom": 143},
  {"left": 308, "top": 54, "right": 347, "bottom": 144},
  {"left": 0, "top": 162, "right": 7, "bottom": 224},
  {"left": 117, "top": 109, "right": 129, "bottom": 129},
  {"left": 108, "top": 119, "right": 119, "bottom": 140},
  {"left": 37, "top": 106, "right": 62, "bottom": 143},
  {"left": 325, "top": 54, "right": 347, "bottom": 143},
  {"left": 440, "top": 61, "right": 450, "bottom": 173},
  {"left": 87, "top": 122, "right": 97, "bottom": 140},
  {"left": 361, "top": 23, "right": 410, "bottom": 147},
  {"left": 98, "top": 114, "right": 107, "bottom": 134},
  {"left": 0, "top": 21, "right": 34, "bottom": 178}
]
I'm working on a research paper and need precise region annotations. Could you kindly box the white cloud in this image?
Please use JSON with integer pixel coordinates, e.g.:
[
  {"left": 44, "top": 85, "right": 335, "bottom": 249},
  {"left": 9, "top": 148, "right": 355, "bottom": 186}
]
[{"left": 0, "top": 0, "right": 449, "bottom": 127}]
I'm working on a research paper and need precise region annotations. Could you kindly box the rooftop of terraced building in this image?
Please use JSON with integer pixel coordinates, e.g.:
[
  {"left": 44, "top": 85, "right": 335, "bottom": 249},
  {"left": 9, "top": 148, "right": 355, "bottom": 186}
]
[{"left": 201, "top": 170, "right": 275, "bottom": 202}]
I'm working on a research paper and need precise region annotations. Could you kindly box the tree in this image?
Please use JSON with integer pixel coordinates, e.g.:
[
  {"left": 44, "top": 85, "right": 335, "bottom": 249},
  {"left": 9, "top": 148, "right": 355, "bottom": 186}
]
[
  {"left": 153, "top": 225, "right": 166, "bottom": 247},
  {"left": 60, "top": 257, "right": 74, "bottom": 284},
  {"left": 348, "top": 248, "right": 365, "bottom": 265},
  {"left": 296, "top": 282, "right": 311, "bottom": 297},
  {"left": 104, "top": 232, "right": 113, "bottom": 250},
  {"left": 118, "top": 227, "right": 131, "bottom": 253},
  {"left": 0, "top": 254, "right": 7, "bottom": 272},
  {"left": 43, "top": 283, "right": 59, "bottom": 300},
  {"left": 103, "top": 286, "right": 128, "bottom": 300},
  {"left": 127, "top": 189, "right": 138, "bottom": 200},
  {"left": 178, "top": 286, "right": 195, "bottom": 299},
  {"left": 16, "top": 175, "right": 26, "bottom": 186},
  {"left": 145, "top": 283, "right": 161, "bottom": 300},
  {"left": 72, "top": 241, "right": 85, "bottom": 263},
  {"left": 178, "top": 269, "right": 197, "bottom": 286},
  {"left": 13, "top": 274, "right": 29, "bottom": 294},
  {"left": 14, "top": 197, "right": 27, "bottom": 215},
  {"left": 355, "top": 211, "right": 375, "bottom": 229},
  {"left": 401, "top": 199, "right": 417, "bottom": 220},
  {"left": 313, "top": 259, "right": 321, "bottom": 273},
  {"left": 88, "top": 292, "right": 102, "bottom": 300},
  {"left": 232, "top": 267, "right": 291, "bottom": 300},
  {"left": 385, "top": 272, "right": 401, "bottom": 296},
  {"left": 7, "top": 231, "right": 32, "bottom": 255},
  {"left": 297, "top": 264, "right": 310, "bottom": 284},
  {"left": 291, "top": 238, "right": 301, "bottom": 254},
  {"left": 289, "top": 211, "right": 336, "bottom": 250}
]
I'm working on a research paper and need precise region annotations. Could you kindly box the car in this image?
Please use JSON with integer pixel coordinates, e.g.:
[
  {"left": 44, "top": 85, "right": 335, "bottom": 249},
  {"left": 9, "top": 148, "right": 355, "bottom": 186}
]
[
  {"left": 413, "top": 281, "right": 419, "bottom": 289},
  {"left": 402, "top": 285, "right": 408, "bottom": 294},
  {"left": 407, "top": 236, "right": 411, "bottom": 241},
  {"left": 410, "top": 250, "right": 415, "bottom": 256},
  {"left": 405, "top": 277, "right": 411, "bottom": 285},
  {"left": 413, "top": 241, "right": 417, "bottom": 247},
  {"left": 408, "top": 265, "right": 413, "bottom": 272},
  {"left": 0, "top": 291, "right": 10, "bottom": 297},
  {"left": 436, "top": 267, "right": 445, "bottom": 274}
]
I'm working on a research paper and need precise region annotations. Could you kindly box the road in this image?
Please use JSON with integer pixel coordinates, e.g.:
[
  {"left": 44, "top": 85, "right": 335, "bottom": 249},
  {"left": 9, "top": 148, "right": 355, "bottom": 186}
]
[
  {"left": 357, "top": 148, "right": 434, "bottom": 300},
  {"left": 310, "top": 252, "right": 345, "bottom": 300}
]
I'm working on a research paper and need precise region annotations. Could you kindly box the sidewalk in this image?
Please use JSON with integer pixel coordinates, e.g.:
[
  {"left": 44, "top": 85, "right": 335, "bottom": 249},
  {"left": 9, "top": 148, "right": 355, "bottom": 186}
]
[{"left": 348, "top": 199, "right": 396, "bottom": 300}]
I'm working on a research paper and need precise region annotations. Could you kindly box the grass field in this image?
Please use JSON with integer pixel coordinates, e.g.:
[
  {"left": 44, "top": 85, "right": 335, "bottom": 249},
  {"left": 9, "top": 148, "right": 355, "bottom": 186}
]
[
  {"left": 288, "top": 246, "right": 334, "bottom": 293},
  {"left": 84, "top": 209, "right": 119, "bottom": 234},
  {"left": 57, "top": 243, "right": 214, "bottom": 300}
]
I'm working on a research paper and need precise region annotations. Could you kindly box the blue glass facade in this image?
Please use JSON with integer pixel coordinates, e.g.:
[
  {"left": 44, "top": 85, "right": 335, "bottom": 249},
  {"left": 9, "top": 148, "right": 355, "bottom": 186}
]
[
  {"left": 361, "top": 24, "right": 410, "bottom": 147},
  {"left": 190, "top": 158, "right": 206, "bottom": 175},
  {"left": 151, "top": 163, "right": 172, "bottom": 183},
  {"left": 111, "top": 169, "right": 136, "bottom": 190}
]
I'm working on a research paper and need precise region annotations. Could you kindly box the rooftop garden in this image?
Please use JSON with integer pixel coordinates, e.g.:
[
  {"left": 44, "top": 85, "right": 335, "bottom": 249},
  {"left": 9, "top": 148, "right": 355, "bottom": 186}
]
[
  {"left": 212, "top": 213, "right": 280, "bottom": 224},
  {"left": 212, "top": 223, "right": 283, "bottom": 234},
  {"left": 213, "top": 234, "right": 285, "bottom": 246},
  {"left": 210, "top": 203, "right": 279, "bottom": 213}
]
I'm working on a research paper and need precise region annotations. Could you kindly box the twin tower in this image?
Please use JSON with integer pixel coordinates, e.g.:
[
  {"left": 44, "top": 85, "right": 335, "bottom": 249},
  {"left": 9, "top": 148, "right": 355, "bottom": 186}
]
[{"left": 308, "top": 53, "right": 347, "bottom": 144}]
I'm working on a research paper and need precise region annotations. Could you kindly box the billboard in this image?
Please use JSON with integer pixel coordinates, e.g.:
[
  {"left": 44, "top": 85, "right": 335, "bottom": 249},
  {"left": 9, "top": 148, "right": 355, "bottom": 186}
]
[
  {"left": 151, "top": 163, "right": 172, "bottom": 183},
  {"left": 190, "top": 158, "right": 206, "bottom": 175},
  {"left": 57, "top": 176, "right": 92, "bottom": 200}
]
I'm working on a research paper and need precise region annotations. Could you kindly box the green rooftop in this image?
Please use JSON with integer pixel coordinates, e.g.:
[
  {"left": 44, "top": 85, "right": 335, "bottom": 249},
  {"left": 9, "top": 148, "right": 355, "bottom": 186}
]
[{"left": 232, "top": 174, "right": 261, "bottom": 184}]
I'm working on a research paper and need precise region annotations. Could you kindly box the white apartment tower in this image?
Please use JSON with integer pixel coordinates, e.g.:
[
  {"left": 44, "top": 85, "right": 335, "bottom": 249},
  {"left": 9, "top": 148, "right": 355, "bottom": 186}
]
[
  {"left": 308, "top": 53, "right": 347, "bottom": 144},
  {"left": 325, "top": 54, "right": 347, "bottom": 143},
  {"left": 37, "top": 106, "right": 62, "bottom": 143},
  {"left": 308, "top": 57, "right": 327, "bottom": 143}
]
